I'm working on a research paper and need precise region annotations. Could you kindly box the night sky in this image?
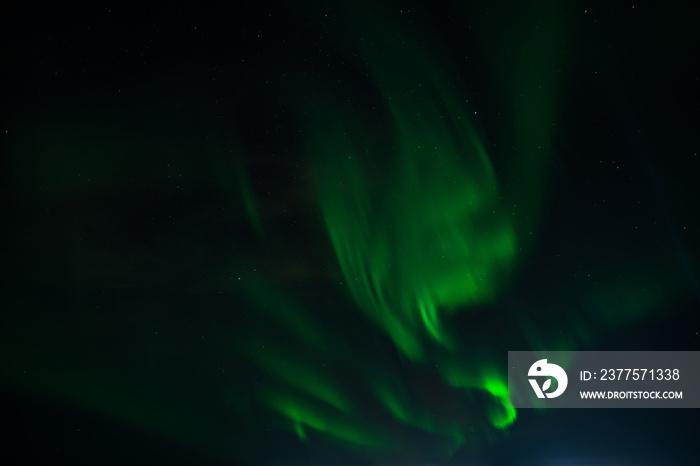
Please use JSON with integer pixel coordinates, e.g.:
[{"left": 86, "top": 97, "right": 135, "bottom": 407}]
[{"left": 2, "top": 1, "right": 700, "bottom": 464}]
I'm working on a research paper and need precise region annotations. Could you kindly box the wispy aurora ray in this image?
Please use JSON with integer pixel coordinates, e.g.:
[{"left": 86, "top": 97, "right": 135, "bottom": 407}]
[{"left": 310, "top": 21, "right": 516, "bottom": 362}]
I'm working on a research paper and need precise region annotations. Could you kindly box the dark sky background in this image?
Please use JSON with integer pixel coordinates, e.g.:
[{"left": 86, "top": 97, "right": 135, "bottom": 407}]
[{"left": 2, "top": 1, "right": 700, "bottom": 465}]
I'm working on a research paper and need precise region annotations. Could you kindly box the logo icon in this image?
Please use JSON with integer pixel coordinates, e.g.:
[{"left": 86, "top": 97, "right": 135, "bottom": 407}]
[{"left": 528, "top": 359, "right": 568, "bottom": 398}]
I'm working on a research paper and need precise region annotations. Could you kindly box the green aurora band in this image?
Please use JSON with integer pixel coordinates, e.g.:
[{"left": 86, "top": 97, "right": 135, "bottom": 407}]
[
  {"left": 312, "top": 54, "right": 517, "bottom": 361},
  {"left": 239, "top": 3, "right": 540, "bottom": 457},
  {"left": 16, "top": 0, "right": 691, "bottom": 463}
]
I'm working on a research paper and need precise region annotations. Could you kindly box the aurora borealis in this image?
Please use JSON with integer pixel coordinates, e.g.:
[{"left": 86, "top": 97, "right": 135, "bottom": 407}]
[{"left": 2, "top": 0, "right": 700, "bottom": 464}]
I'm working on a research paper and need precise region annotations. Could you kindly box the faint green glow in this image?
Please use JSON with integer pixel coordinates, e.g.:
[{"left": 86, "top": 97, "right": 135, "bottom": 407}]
[
  {"left": 239, "top": 282, "right": 352, "bottom": 414},
  {"left": 373, "top": 375, "right": 436, "bottom": 433},
  {"left": 583, "top": 279, "right": 664, "bottom": 328},
  {"left": 374, "top": 381, "right": 411, "bottom": 425},
  {"left": 370, "top": 372, "right": 470, "bottom": 458},
  {"left": 295, "top": 421, "right": 307, "bottom": 441},
  {"left": 266, "top": 393, "right": 387, "bottom": 448},
  {"left": 236, "top": 162, "right": 264, "bottom": 239},
  {"left": 241, "top": 279, "right": 332, "bottom": 351},
  {"left": 1, "top": 368, "right": 234, "bottom": 457},
  {"left": 250, "top": 345, "right": 350, "bottom": 413}
]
